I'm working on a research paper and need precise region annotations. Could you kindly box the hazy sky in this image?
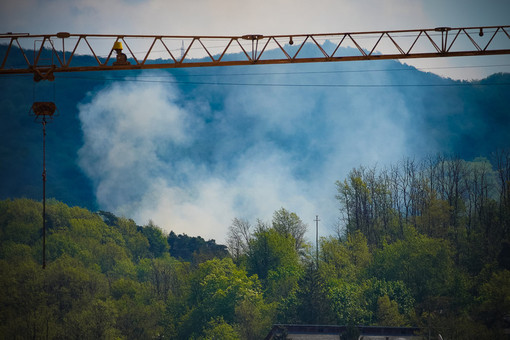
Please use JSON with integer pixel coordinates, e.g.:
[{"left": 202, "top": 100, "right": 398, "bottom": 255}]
[{"left": 1, "top": 0, "right": 509, "bottom": 79}]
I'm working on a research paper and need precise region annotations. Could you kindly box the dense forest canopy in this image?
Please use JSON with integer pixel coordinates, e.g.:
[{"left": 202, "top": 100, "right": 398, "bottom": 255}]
[
  {"left": 1, "top": 153, "right": 509, "bottom": 339},
  {"left": 1, "top": 44, "right": 510, "bottom": 339}
]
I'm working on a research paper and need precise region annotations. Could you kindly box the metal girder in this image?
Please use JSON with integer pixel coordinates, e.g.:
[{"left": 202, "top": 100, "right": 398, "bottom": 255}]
[{"left": 1, "top": 26, "right": 509, "bottom": 80}]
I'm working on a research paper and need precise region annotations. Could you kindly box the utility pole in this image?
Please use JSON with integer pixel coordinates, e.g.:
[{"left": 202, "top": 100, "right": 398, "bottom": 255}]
[
  {"left": 30, "top": 102, "right": 56, "bottom": 269},
  {"left": 315, "top": 215, "right": 320, "bottom": 269}
]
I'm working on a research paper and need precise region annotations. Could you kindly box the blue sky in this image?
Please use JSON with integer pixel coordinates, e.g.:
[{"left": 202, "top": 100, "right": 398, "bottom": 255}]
[{"left": 1, "top": 0, "right": 509, "bottom": 79}]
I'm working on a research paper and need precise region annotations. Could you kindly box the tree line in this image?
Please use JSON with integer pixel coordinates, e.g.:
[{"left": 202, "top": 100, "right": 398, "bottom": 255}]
[
  {"left": 336, "top": 152, "right": 510, "bottom": 273},
  {"left": 1, "top": 152, "right": 509, "bottom": 339}
]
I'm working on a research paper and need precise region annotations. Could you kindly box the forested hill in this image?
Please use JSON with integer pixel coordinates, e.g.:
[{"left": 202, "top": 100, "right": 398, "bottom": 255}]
[
  {"left": 1, "top": 47, "right": 510, "bottom": 339},
  {"left": 0, "top": 44, "right": 510, "bottom": 223},
  {"left": 1, "top": 148, "right": 510, "bottom": 340},
  {"left": 0, "top": 198, "right": 234, "bottom": 338}
]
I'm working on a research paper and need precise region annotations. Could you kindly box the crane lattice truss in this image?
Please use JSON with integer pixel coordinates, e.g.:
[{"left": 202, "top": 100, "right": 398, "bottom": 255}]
[{"left": 1, "top": 25, "right": 510, "bottom": 80}]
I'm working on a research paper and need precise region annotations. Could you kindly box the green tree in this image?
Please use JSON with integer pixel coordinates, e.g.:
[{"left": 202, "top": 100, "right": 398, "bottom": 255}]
[
  {"left": 147, "top": 255, "right": 182, "bottom": 301},
  {"left": 477, "top": 269, "right": 510, "bottom": 335},
  {"left": 415, "top": 193, "right": 452, "bottom": 239},
  {"left": 115, "top": 216, "right": 150, "bottom": 261},
  {"left": 247, "top": 227, "right": 298, "bottom": 281},
  {"left": 235, "top": 296, "right": 274, "bottom": 340},
  {"left": 327, "top": 280, "right": 372, "bottom": 326},
  {"left": 272, "top": 207, "right": 307, "bottom": 252},
  {"left": 197, "top": 317, "right": 240, "bottom": 340},
  {"left": 44, "top": 256, "right": 108, "bottom": 321},
  {"left": 320, "top": 231, "right": 370, "bottom": 283},
  {"left": 363, "top": 278, "right": 415, "bottom": 324},
  {"left": 61, "top": 298, "right": 121, "bottom": 339},
  {"left": 294, "top": 263, "right": 335, "bottom": 324},
  {"left": 0, "top": 256, "right": 49, "bottom": 339},
  {"left": 114, "top": 292, "right": 165, "bottom": 339},
  {"left": 141, "top": 221, "right": 169, "bottom": 258},
  {"left": 370, "top": 228, "right": 454, "bottom": 305},
  {"left": 376, "top": 294, "right": 406, "bottom": 326},
  {"left": 0, "top": 198, "right": 41, "bottom": 245},
  {"left": 168, "top": 231, "right": 228, "bottom": 263},
  {"left": 178, "top": 258, "right": 265, "bottom": 339},
  {"left": 336, "top": 167, "right": 397, "bottom": 246},
  {"left": 247, "top": 226, "right": 302, "bottom": 302}
]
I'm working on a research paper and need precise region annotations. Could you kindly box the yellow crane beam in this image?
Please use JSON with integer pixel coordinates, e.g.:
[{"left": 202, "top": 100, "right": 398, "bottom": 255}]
[{"left": 1, "top": 26, "right": 509, "bottom": 81}]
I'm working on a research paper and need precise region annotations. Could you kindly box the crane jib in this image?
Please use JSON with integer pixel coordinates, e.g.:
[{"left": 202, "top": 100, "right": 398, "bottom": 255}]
[{"left": 0, "top": 25, "right": 509, "bottom": 81}]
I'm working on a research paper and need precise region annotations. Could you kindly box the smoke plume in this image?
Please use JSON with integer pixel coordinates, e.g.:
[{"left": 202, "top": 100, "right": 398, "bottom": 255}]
[{"left": 77, "top": 65, "right": 447, "bottom": 242}]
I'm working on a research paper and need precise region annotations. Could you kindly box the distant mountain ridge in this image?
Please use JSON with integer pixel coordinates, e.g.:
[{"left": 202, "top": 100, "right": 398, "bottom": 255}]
[{"left": 0, "top": 44, "right": 509, "bottom": 226}]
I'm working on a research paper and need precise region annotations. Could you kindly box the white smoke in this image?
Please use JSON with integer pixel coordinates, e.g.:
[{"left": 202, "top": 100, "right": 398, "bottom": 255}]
[
  {"left": 78, "top": 80, "right": 194, "bottom": 218},
  {"left": 78, "top": 67, "right": 427, "bottom": 243}
]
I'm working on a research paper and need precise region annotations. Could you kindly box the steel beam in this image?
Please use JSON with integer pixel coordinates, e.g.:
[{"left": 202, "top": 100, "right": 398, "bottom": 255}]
[{"left": 0, "top": 26, "right": 509, "bottom": 80}]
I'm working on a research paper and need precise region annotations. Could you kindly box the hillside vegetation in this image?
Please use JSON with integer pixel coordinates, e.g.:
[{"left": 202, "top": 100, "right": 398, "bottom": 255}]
[
  {"left": 1, "top": 153, "right": 510, "bottom": 339},
  {"left": 2, "top": 45, "right": 510, "bottom": 214}
]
